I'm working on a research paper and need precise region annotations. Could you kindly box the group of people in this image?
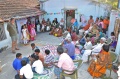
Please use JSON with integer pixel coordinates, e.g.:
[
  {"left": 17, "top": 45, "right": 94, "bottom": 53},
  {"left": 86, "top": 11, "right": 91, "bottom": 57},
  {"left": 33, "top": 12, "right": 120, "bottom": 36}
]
[
  {"left": 7, "top": 16, "right": 118, "bottom": 79},
  {"left": 12, "top": 43, "right": 76, "bottom": 79},
  {"left": 49, "top": 18, "right": 64, "bottom": 37},
  {"left": 21, "top": 22, "right": 36, "bottom": 45},
  {"left": 13, "top": 43, "right": 54, "bottom": 79},
  {"left": 58, "top": 15, "right": 117, "bottom": 78}
]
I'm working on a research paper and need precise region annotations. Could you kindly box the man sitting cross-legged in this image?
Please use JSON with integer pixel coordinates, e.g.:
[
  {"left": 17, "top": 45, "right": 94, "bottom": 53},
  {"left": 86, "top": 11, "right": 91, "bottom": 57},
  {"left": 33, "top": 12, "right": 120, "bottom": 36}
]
[
  {"left": 15, "top": 60, "right": 33, "bottom": 79},
  {"left": 32, "top": 55, "right": 44, "bottom": 74},
  {"left": 44, "top": 49, "right": 54, "bottom": 68}
]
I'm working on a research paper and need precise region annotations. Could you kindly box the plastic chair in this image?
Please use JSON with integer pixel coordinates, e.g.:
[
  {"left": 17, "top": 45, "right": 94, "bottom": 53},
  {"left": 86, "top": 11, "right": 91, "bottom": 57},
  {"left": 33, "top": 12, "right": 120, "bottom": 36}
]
[
  {"left": 60, "top": 60, "right": 82, "bottom": 79},
  {"left": 93, "top": 51, "right": 118, "bottom": 79},
  {"left": 107, "top": 51, "right": 118, "bottom": 77},
  {"left": 106, "top": 38, "right": 112, "bottom": 45},
  {"left": 102, "top": 33, "right": 106, "bottom": 38}
]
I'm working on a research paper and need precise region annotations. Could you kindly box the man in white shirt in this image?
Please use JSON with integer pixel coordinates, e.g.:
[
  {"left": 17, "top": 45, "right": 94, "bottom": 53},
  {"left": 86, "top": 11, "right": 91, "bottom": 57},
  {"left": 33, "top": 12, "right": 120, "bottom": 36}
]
[
  {"left": 15, "top": 60, "right": 33, "bottom": 79},
  {"left": 80, "top": 37, "right": 92, "bottom": 55},
  {"left": 82, "top": 37, "right": 106, "bottom": 62},
  {"left": 32, "top": 55, "right": 44, "bottom": 74}
]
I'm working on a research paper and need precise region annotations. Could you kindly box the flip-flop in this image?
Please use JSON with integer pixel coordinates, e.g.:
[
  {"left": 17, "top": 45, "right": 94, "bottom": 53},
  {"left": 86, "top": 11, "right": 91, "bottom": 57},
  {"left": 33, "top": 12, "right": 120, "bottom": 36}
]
[{"left": 15, "top": 48, "right": 20, "bottom": 50}]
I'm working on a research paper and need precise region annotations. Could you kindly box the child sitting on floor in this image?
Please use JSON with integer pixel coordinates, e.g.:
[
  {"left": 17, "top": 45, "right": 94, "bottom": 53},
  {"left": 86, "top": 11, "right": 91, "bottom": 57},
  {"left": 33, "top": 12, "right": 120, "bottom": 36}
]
[{"left": 44, "top": 49, "right": 54, "bottom": 68}]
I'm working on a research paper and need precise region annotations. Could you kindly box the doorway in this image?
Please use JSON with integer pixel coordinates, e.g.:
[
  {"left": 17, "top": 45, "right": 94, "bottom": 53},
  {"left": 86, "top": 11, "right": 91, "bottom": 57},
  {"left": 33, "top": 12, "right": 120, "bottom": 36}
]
[{"left": 66, "top": 10, "right": 75, "bottom": 27}]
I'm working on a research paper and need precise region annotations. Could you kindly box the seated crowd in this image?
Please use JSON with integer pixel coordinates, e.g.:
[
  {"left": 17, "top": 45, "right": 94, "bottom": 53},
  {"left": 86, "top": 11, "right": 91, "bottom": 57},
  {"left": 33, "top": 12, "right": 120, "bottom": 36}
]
[{"left": 12, "top": 15, "right": 118, "bottom": 79}]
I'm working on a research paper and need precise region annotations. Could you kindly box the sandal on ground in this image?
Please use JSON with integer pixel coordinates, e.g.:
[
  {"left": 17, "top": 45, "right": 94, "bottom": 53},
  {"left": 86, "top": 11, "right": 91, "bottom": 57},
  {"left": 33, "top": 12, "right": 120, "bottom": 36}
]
[{"left": 15, "top": 48, "right": 20, "bottom": 50}]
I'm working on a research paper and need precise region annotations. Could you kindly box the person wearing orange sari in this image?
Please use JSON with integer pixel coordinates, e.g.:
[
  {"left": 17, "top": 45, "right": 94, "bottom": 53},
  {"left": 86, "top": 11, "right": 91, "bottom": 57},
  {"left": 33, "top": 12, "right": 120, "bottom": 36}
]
[
  {"left": 103, "top": 17, "right": 109, "bottom": 34},
  {"left": 54, "top": 27, "right": 63, "bottom": 37},
  {"left": 88, "top": 44, "right": 112, "bottom": 78},
  {"left": 83, "top": 15, "right": 94, "bottom": 31}
]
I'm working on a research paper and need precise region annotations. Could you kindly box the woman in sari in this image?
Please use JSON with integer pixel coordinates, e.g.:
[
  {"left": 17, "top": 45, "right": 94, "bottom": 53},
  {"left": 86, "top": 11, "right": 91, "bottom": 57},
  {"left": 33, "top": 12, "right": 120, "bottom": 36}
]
[
  {"left": 83, "top": 15, "right": 94, "bottom": 31},
  {"left": 54, "top": 26, "right": 63, "bottom": 37},
  {"left": 88, "top": 44, "right": 112, "bottom": 78}
]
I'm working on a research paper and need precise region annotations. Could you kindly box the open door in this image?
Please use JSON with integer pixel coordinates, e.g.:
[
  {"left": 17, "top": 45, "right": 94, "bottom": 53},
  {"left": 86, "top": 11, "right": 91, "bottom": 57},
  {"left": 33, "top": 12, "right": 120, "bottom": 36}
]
[{"left": 66, "top": 10, "right": 75, "bottom": 28}]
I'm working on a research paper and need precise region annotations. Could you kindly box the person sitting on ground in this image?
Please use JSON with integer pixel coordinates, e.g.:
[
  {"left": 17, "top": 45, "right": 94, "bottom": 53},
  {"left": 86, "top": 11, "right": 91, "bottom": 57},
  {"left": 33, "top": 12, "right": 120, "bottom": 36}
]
[
  {"left": 15, "top": 60, "right": 33, "bottom": 79},
  {"left": 13, "top": 53, "right": 22, "bottom": 74},
  {"left": 62, "top": 38, "right": 75, "bottom": 60},
  {"left": 88, "top": 44, "right": 112, "bottom": 78},
  {"left": 71, "top": 30, "right": 78, "bottom": 41},
  {"left": 95, "top": 17, "right": 100, "bottom": 25},
  {"left": 32, "top": 55, "right": 44, "bottom": 74},
  {"left": 54, "top": 26, "right": 63, "bottom": 37},
  {"left": 44, "top": 49, "right": 54, "bottom": 68},
  {"left": 83, "top": 15, "right": 94, "bottom": 31},
  {"left": 62, "top": 31, "right": 71, "bottom": 45},
  {"left": 78, "top": 35, "right": 86, "bottom": 46},
  {"left": 35, "top": 49, "right": 44, "bottom": 64},
  {"left": 46, "top": 18, "right": 51, "bottom": 31},
  {"left": 82, "top": 37, "right": 106, "bottom": 62},
  {"left": 29, "top": 43, "right": 39, "bottom": 64},
  {"left": 31, "top": 43, "right": 39, "bottom": 53},
  {"left": 52, "top": 46, "right": 75, "bottom": 79}
]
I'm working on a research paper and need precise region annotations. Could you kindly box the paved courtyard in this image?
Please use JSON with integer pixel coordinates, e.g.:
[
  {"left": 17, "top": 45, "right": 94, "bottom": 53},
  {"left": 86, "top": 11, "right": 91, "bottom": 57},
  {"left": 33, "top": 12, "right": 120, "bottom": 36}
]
[{"left": 0, "top": 32, "right": 118, "bottom": 79}]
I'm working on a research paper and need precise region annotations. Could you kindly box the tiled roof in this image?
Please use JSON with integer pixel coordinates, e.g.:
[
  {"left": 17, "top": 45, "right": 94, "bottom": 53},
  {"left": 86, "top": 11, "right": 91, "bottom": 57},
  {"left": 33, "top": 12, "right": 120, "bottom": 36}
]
[{"left": 0, "top": 0, "right": 44, "bottom": 21}]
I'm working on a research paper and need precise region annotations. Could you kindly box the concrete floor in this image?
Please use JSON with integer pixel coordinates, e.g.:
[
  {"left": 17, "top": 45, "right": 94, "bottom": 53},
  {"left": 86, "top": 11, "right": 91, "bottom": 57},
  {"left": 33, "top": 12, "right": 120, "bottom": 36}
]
[{"left": 0, "top": 32, "right": 118, "bottom": 79}]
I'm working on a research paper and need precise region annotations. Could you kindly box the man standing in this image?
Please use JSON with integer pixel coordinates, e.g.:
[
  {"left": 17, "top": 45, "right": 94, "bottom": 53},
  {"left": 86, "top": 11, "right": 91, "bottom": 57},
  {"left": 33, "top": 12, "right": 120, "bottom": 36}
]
[{"left": 7, "top": 18, "right": 19, "bottom": 53}]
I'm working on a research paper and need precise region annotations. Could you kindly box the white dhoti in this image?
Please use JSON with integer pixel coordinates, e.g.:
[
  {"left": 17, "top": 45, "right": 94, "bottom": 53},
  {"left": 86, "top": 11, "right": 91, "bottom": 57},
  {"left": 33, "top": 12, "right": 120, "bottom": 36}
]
[
  {"left": 82, "top": 50, "right": 99, "bottom": 62},
  {"left": 79, "top": 29, "right": 85, "bottom": 35}
]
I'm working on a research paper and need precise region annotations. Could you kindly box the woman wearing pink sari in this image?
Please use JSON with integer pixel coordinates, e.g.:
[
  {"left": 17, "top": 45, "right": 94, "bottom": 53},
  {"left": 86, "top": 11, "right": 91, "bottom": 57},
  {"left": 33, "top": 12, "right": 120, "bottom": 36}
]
[{"left": 30, "top": 22, "right": 36, "bottom": 41}]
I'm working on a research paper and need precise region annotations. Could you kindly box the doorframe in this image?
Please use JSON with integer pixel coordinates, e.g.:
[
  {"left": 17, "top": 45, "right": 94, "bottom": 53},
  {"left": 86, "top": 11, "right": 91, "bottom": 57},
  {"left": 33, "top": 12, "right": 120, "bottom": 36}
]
[{"left": 61, "top": 7, "right": 77, "bottom": 29}]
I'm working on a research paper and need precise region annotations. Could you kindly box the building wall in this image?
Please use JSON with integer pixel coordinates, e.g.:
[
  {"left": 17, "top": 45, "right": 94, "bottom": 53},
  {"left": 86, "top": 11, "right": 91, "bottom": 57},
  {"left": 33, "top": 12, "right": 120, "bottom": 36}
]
[
  {"left": 108, "top": 11, "right": 117, "bottom": 37},
  {"left": 43, "top": 0, "right": 106, "bottom": 23},
  {"left": 0, "top": 22, "right": 11, "bottom": 48}
]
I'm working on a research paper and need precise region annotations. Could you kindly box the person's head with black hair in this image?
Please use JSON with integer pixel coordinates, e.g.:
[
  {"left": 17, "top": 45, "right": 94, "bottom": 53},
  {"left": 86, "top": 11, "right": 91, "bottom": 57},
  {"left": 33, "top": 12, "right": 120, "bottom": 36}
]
[
  {"left": 102, "top": 44, "right": 109, "bottom": 52},
  {"left": 85, "top": 34, "right": 89, "bottom": 38},
  {"left": 100, "top": 18, "right": 103, "bottom": 21},
  {"left": 45, "top": 49, "right": 50, "bottom": 55},
  {"left": 35, "top": 49, "right": 40, "bottom": 55},
  {"left": 31, "top": 43, "right": 35, "bottom": 50},
  {"left": 16, "top": 53, "right": 22, "bottom": 59},
  {"left": 21, "top": 60, "right": 27, "bottom": 66},
  {"left": 90, "top": 15, "right": 93, "bottom": 19},
  {"left": 34, "top": 55, "right": 39, "bottom": 60},
  {"left": 111, "top": 32, "right": 115, "bottom": 36},
  {"left": 57, "top": 46, "right": 64, "bottom": 55}
]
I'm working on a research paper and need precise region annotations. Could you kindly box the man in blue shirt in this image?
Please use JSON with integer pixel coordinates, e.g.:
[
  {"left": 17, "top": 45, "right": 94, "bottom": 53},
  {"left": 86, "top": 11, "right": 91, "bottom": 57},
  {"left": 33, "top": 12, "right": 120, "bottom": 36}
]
[
  {"left": 63, "top": 38, "right": 75, "bottom": 60},
  {"left": 13, "top": 53, "right": 22, "bottom": 73}
]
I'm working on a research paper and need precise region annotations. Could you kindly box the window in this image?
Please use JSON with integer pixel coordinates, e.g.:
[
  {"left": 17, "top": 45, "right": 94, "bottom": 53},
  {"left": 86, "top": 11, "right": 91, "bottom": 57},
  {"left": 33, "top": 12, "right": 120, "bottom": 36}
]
[{"left": 0, "top": 23, "right": 6, "bottom": 41}]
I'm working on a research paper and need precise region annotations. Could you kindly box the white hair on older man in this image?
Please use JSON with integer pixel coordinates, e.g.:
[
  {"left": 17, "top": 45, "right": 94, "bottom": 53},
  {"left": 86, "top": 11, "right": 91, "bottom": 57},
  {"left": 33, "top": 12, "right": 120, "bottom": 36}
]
[{"left": 101, "top": 37, "right": 106, "bottom": 42}]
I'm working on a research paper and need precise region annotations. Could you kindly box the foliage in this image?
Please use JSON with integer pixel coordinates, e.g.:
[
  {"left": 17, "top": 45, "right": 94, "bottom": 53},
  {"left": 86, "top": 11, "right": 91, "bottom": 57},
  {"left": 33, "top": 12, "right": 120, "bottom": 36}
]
[{"left": 98, "top": 0, "right": 118, "bottom": 9}]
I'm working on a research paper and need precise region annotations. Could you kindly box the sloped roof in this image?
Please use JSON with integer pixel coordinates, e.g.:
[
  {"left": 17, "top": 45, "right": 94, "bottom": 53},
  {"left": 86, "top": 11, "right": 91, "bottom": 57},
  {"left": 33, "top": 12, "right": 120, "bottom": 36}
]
[{"left": 0, "top": 0, "right": 44, "bottom": 21}]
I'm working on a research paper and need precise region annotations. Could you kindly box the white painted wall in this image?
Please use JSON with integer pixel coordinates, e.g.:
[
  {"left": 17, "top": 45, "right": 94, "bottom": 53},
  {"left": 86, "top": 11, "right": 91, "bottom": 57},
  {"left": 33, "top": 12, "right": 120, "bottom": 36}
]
[
  {"left": 16, "top": 19, "right": 27, "bottom": 42},
  {"left": 0, "top": 22, "right": 11, "bottom": 48},
  {"left": 108, "top": 11, "right": 118, "bottom": 37},
  {"left": 43, "top": 0, "right": 106, "bottom": 23}
]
